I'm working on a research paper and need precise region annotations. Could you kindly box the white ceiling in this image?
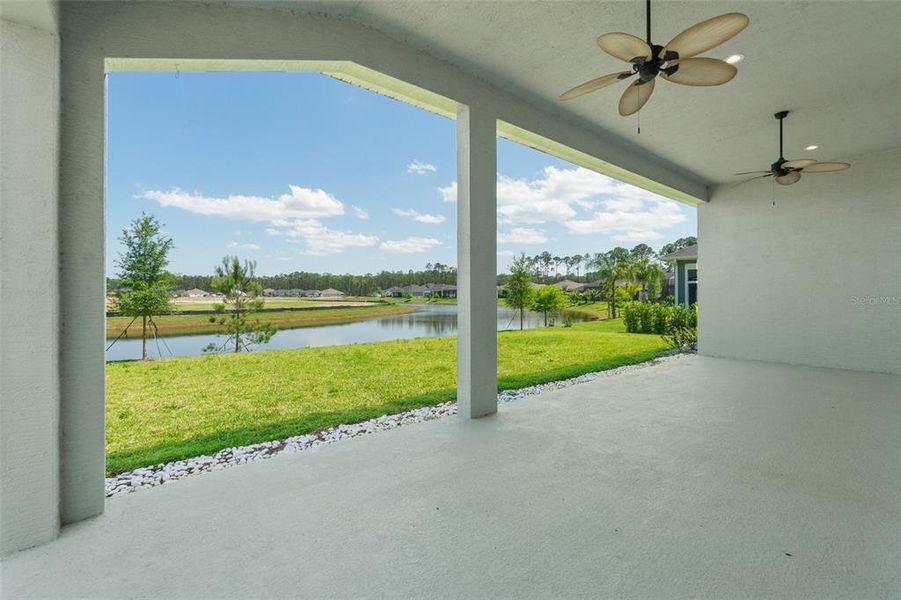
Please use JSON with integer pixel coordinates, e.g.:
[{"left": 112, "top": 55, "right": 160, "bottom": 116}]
[{"left": 288, "top": 0, "right": 900, "bottom": 185}]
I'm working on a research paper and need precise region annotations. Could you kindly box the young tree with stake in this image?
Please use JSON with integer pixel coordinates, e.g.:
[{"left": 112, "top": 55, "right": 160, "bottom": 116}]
[
  {"left": 531, "top": 285, "right": 570, "bottom": 327},
  {"left": 205, "top": 256, "right": 276, "bottom": 353},
  {"left": 505, "top": 253, "right": 536, "bottom": 330},
  {"left": 114, "top": 214, "right": 174, "bottom": 360}
]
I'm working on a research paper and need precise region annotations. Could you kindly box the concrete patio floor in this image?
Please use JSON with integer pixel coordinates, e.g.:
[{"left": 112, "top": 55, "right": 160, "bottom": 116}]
[{"left": 2, "top": 355, "right": 899, "bottom": 599}]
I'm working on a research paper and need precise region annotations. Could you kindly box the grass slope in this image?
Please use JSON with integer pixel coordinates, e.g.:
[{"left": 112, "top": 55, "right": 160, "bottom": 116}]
[
  {"left": 106, "top": 319, "right": 667, "bottom": 474},
  {"left": 106, "top": 304, "right": 414, "bottom": 338}
]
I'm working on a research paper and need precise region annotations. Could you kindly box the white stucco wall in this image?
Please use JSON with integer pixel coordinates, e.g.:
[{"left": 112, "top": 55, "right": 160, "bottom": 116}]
[
  {"left": 699, "top": 147, "right": 901, "bottom": 375},
  {"left": 0, "top": 16, "right": 60, "bottom": 554}
]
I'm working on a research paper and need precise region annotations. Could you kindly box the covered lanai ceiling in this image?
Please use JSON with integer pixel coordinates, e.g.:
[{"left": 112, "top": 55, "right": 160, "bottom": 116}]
[{"left": 284, "top": 0, "right": 899, "bottom": 185}]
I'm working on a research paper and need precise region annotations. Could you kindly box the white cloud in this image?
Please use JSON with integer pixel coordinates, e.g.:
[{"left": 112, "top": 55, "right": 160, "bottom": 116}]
[
  {"left": 439, "top": 181, "right": 457, "bottom": 203},
  {"left": 226, "top": 242, "right": 260, "bottom": 251},
  {"left": 142, "top": 185, "right": 345, "bottom": 222},
  {"left": 266, "top": 219, "right": 378, "bottom": 256},
  {"left": 407, "top": 160, "right": 437, "bottom": 175},
  {"left": 491, "top": 165, "right": 687, "bottom": 242},
  {"left": 496, "top": 166, "right": 629, "bottom": 225},
  {"left": 497, "top": 250, "right": 514, "bottom": 257},
  {"left": 392, "top": 208, "right": 446, "bottom": 224},
  {"left": 380, "top": 236, "right": 442, "bottom": 253},
  {"left": 142, "top": 185, "right": 385, "bottom": 256},
  {"left": 564, "top": 197, "right": 686, "bottom": 242},
  {"left": 611, "top": 230, "right": 666, "bottom": 243},
  {"left": 497, "top": 227, "right": 548, "bottom": 245}
]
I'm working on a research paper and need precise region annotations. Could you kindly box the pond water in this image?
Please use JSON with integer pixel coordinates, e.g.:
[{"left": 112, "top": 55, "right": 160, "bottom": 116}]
[{"left": 105, "top": 304, "right": 586, "bottom": 362}]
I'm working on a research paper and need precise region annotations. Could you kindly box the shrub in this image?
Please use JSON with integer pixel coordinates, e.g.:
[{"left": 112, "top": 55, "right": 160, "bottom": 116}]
[
  {"left": 622, "top": 302, "right": 698, "bottom": 350},
  {"left": 622, "top": 301, "right": 640, "bottom": 332},
  {"left": 663, "top": 304, "right": 698, "bottom": 350},
  {"left": 651, "top": 303, "right": 670, "bottom": 334}
]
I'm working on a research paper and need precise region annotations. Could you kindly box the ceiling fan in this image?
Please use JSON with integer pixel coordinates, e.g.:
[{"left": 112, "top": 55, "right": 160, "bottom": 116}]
[
  {"left": 735, "top": 111, "right": 851, "bottom": 186},
  {"left": 559, "top": 0, "right": 749, "bottom": 116}
]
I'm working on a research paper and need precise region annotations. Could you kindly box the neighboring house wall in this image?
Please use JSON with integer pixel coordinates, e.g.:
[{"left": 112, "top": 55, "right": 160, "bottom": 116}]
[
  {"left": 699, "top": 147, "right": 901, "bottom": 375},
  {"left": 673, "top": 261, "right": 697, "bottom": 307},
  {"left": 0, "top": 13, "right": 61, "bottom": 555}
]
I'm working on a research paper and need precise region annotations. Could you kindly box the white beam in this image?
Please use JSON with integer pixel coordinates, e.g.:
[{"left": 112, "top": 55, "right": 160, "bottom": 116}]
[{"left": 456, "top": 105, "right": 497, "bottom": 419}]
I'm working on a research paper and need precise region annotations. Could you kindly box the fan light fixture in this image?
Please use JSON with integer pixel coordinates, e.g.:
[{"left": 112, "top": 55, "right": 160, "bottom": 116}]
[
  {"left": 559, "top": 0, "right": 750, "bottom": 116},
  {"left": 733, "top": 111, "right": 851, "bottom": 186},
  {"left": 725, "top": 54, "right": 744, "bottom": 64}
]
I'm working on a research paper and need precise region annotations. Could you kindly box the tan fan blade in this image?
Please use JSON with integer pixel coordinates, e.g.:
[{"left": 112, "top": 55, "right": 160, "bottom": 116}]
[
  {"left": 662, "top": 13, "right": 750, "bottom": 60},
  {"left": 560, "top": 72, "right": 633, "bottom": 100},
  {"left": 782, "top": 159, "right": 817, "bottom": 170},
  {"left": 775, "top": 171, "right": 802, "bottom": 186},
  {"left": 731, "top": 173, "right": 772, "bottom": 188},
  {"left": 664, "top": 58, "right": 736, "bottom": 86},
  {"left": 597, "top": 32, "right": 653, "bottom": 63},
  {"left": 733, "top": 170, "right": 770, "bottom": 176},
  {"left": 801, "top": 161, "right": 851, "bottom": 173},
  {"left": 618, "top": 79, "right": 655, "bottom": 116}
]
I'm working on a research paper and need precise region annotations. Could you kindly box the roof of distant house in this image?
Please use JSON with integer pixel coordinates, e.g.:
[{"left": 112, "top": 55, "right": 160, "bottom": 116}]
[
  {"left": 660, "top": 244, "right": 698, "bottom": 261},
  {"left": 554, "top": 279, "right": 584, "bottom": 291}
]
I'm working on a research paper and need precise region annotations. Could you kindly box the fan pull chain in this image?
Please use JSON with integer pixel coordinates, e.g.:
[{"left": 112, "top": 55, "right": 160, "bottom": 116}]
[
  {"left": 637, "top": 109, "right": 641, "bottom": 134},
  {"left": 772, "top": 178, "right": 776, "bottom": 207}
]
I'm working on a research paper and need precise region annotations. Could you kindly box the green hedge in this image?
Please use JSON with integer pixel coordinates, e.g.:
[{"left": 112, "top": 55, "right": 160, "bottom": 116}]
[{"left": 622, "top": 302, "right": 697, "bottom": 348}]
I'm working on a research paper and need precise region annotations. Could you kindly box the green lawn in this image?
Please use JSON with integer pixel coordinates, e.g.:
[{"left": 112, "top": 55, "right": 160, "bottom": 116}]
[
  {"left": 565, "top": 301, "right": 609, "bottom": 320},
  {"left": 106, "top": 319, "right": 667, "bottom": 474}
]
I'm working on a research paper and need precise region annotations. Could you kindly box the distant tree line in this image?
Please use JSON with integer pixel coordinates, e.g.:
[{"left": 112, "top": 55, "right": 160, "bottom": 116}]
[
  {"left": 106, "top": 225, "right": 696, "bottom": 301},
  {"left": 108, "top": 262, "right": 458, "bottom": 297},
  {"left": 509, "top": 237, "right": 696, "bottom": 284}
]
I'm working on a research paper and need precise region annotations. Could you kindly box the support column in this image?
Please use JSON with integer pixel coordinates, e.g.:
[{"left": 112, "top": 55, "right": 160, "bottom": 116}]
[
  {"left": 0, "top": 17, "right": 61, "bottom": 555},
  {"left": 456, "top": 104, "right": 497, "bottom": 419},
  {"left": 58, "top": 38, "right": 106, "bottom": 525}
]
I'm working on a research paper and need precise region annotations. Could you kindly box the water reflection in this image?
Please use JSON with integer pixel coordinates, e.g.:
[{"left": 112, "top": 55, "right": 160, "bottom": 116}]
[{"left": 106, "top": 304, "right": 585, "bottom": 361}]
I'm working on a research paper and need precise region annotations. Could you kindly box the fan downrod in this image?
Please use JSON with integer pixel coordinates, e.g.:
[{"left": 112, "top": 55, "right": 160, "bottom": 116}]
[{"left": 772, "top": 110, "right": 791, "bottom": 172}]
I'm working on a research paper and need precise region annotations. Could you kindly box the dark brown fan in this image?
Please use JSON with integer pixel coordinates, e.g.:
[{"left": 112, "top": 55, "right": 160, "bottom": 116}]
[
  {"left": 560, "top": 0, "right": 749, "bottom": 116},
  {"left": 734, "top": 111, "right": 851, "bottom": 186}
]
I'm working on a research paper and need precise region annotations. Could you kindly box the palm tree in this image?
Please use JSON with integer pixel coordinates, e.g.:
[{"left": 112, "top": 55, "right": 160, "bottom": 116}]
[
  {"left": 590, "top": 249, "right": 632, "bottom": 319},
  {"left": 634, "top": 257, "right": 667, "bottom": 301}
]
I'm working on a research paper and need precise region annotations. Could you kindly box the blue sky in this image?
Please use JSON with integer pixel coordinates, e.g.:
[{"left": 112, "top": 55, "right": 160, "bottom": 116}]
[{"left": 107, "top": 72, "right": 696, "bottom": 277}]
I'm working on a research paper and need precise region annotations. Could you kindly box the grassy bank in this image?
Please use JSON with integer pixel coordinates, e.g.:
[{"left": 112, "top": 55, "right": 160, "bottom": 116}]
[
  {"left": 106, "top": 319, "right": 667, "bottom": 474},
  {"left": 106, "top": 304, "right": 414, "bottom": 338},
  {"left": 565, "top": 301, "right": 609, "bottom": 320}
]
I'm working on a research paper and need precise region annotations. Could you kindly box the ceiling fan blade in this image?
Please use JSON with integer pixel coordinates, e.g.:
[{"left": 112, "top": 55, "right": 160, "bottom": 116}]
[
  {"left": 733, "top": 170, "right": 771, "bottom": 176},
  {"left": 618, "top": 79, "right": 655, "bottom": 116},
  {"left": 800, "top": 161, "right": 851, "bottom": 173},
  {"left": 662, "top": 13, "right": 750, "bottom": 60},
  {"left": 775, "top": 171, "right": 802, "bottom": 185},
  {"left": 559, "top": 72, "right": 633, "bottom": 100},
  {"left": 663, "top": 58, "right": 737, "bottom": 86},
  {"left": 731, "top": 173, "right": 772, "bottom": 188},
  {"left": 597, "top": 32, "right": 653, "bottom": 63},
  {"left": 782, "top": 159, "right": 817, "bottom": 170}
]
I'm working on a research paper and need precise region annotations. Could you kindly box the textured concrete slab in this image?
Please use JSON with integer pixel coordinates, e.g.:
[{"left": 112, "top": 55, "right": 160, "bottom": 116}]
[{"left": 2, "top": 356, "right": 899, "bottom": 599}]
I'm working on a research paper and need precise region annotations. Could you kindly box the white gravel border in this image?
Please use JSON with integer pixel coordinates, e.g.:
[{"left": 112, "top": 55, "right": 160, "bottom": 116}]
[{"left": 106, "top": 352, "right": 689, "bottom": 497}]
